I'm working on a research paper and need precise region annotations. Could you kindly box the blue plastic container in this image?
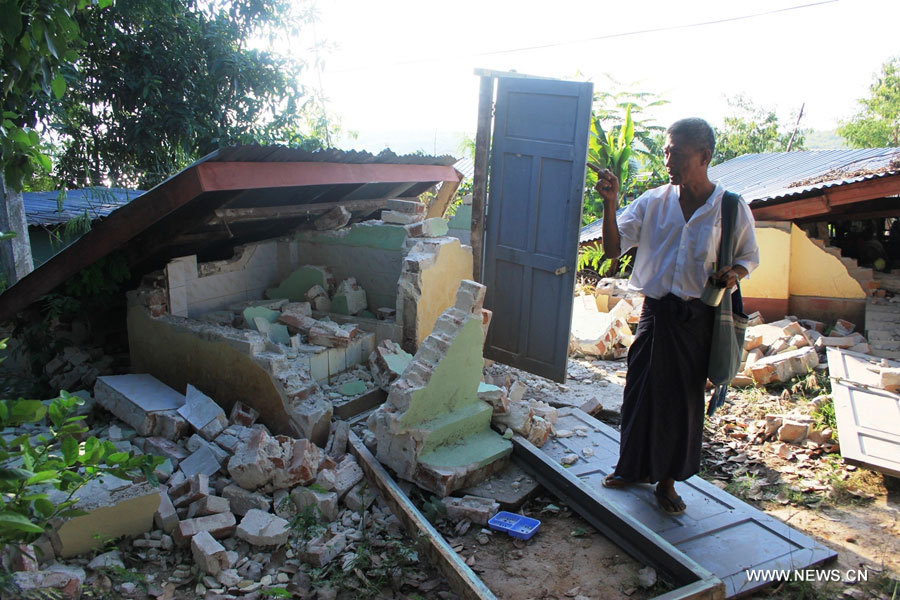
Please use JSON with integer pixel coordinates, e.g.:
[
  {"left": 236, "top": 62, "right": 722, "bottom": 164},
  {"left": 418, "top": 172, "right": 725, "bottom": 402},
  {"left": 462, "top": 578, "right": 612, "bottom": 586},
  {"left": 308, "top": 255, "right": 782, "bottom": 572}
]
[{"left": 488, "top": 511, "right": 541, "bottom": 540}]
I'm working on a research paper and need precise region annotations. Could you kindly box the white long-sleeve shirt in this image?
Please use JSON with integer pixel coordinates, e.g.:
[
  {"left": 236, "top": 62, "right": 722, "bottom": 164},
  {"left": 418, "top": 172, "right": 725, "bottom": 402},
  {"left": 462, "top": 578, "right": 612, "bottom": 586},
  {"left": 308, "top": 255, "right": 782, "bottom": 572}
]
[{"left": 617, "top": 182, "right": 759, "bottom": 301}]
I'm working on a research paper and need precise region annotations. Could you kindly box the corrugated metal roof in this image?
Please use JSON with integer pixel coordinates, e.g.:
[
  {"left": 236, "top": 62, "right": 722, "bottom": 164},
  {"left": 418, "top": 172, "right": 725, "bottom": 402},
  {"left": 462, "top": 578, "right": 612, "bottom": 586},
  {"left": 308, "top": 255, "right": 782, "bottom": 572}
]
[
  {"left": 453, "top": 157, "right": 474, "bottom": 180},
  {"left": 198, "top": 145, "right": 457, "bottom": 167},
  {"left": 708, "top": 148, "right": 900, "bottom": 204},
  {"left": 24, "top": 187, "right": 144, "bottom": 227}
]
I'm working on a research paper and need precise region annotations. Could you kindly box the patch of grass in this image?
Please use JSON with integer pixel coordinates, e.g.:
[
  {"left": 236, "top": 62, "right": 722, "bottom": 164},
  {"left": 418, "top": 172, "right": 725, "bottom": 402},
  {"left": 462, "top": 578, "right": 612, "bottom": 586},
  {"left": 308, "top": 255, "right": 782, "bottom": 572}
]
[
  {"left": 768, "top": 578, "right": 837, "bottom": 599},
  {"left": 289, "top": 505, "right": 327, "bottom": 542},
  {"left": 812, "top": 398, "right": 838, "bottom": 439}
]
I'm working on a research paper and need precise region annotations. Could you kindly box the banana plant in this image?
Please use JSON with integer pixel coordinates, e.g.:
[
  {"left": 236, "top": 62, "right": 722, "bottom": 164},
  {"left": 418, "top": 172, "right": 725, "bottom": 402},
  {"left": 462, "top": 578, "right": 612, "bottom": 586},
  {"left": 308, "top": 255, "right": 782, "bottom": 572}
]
[{"left": 588, "top": 103, "right": 634, "bottom": 193}]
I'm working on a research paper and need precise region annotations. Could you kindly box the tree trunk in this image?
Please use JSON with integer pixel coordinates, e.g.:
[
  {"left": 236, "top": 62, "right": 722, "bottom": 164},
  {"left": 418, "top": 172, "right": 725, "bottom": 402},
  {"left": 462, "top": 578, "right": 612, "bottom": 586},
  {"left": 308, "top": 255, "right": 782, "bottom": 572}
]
[{"left": 0, "top": 174, "right": 34, "bottom": 287}]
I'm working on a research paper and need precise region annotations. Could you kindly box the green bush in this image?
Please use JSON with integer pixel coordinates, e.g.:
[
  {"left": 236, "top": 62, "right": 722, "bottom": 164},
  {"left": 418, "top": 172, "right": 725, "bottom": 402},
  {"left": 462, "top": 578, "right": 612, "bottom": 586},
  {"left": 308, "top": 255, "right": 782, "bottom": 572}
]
[{"left": 0, "top": 391, "right": 164, "bottom": 547}]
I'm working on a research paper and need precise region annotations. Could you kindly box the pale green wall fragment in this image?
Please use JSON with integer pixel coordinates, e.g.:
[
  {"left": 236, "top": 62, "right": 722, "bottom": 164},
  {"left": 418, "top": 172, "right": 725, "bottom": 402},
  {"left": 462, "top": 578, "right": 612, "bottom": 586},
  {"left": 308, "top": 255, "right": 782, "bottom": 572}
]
[
  {"left": 243, "top": 306, "right": 280, "bottom": 331},
  {"left": 266, "top": 266, "right": 330, "bottom": 301}
]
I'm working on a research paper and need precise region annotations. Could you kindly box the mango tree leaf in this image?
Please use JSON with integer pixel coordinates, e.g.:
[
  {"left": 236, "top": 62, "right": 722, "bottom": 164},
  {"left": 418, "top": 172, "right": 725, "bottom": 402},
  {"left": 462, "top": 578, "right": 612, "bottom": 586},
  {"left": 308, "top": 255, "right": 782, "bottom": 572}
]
[
  {"left": 24, "top": 470, "right": 59, "bottom": 486},
  {"left": 61, "top": 435, "right": 79, "bottom": 466},
  {"left": 0, "top": 511, "right": 44, "bottom": 533}
]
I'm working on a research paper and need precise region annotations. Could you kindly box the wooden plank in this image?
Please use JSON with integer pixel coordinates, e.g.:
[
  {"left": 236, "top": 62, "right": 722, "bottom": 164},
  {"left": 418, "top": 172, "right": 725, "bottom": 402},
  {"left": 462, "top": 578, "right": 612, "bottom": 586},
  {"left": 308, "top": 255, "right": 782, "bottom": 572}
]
[
  {"left": 535, "top": 408, "right": 836, "bottom": 598},
  {"left": 333, "top": 388, "right": 386, "bottom": 420},
  {"left": 471, "top": 76, "right": 493, "bottom": 283},
  {"left": 347, "top": 432, "right": 497, "bottom": 600},
  {"left": 209, "top": 198, "right": 395, "bottom": 225},
  {"left": 426, "top": 175, "right": 462, "bottom": 219},
  {"left": 826, "top": 348, "right": 900, "bottom": 478}
]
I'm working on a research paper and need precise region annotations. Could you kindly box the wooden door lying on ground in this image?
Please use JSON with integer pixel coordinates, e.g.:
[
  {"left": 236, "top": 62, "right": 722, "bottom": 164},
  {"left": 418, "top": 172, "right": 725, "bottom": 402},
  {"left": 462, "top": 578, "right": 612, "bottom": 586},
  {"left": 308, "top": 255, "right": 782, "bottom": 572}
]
[
  {"left": 482, "top": 75, "right": 592, "bottom": 383},
  {"left": 827, "top": 347, "right": 900, "bottom": 478}
]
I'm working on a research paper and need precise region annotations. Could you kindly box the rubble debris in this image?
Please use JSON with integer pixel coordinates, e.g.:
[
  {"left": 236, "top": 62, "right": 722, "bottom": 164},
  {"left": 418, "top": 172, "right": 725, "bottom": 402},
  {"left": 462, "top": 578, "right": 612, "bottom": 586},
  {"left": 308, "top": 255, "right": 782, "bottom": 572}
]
[
  {"left": 305, "top": 284, "right": 332, "bottom": 313},
  {"left": 243, "top": 306, "right": 280, "bottom": 332},
  {"left": 235, "top": 509, "right": 291, "bottom": 546},
  {"left": 94, "top": 374, "right": 189, "bottom": 438},
  {"left": 749, "top": 347, "right": 819, "bottom": 385},
  {"left": 11, "top": 565, "right": 85, "bottom": 600},
  {"left": 292, "top": 486, "right": 339, "bottom": 521},
  {"left": 267, "top": 265, "right": 335, "bottom": 302},
  {"left": 300, "top": 531, "right": 347, "bottom": 567},
  {"left": 444, "top": 495, "right": 500, "bottom": 525},
  {"left": 331, "top": 278, "right": 368, "bottom": 315},
  {"left": 368, "top": 280, "right": 512, "bottom": 496},
  {"left": 314, "top": 205, "right": 351, "bottom": 231},
  {"left": 191, "top": 530, "right": 232, "bottom": 575},
  {"left": 173, "top": 511, "right": 237, "bottom": 546},
  {"left": 369, "top": 339, "right": 412, "bottom": 389},
  {"left": 44, "top": 345, "right": 116, "bottom": 392},
  {"left": 229, "top": 401, "right": 259, "bottom": 427},
  {"left": 178, "top": 384, "right": 228, "bottom": 441},
  {"left": 569, "top": 294, "right": 634, "bottom": 359},
  {"left": 478, "top": 383, "right": 508, "bottom": 414},
  {"left": 308, "top": 319, "right": 359, "bottom": 348},
  {"left": 49, "top": 477, "right": 161, "bottom": 557}
]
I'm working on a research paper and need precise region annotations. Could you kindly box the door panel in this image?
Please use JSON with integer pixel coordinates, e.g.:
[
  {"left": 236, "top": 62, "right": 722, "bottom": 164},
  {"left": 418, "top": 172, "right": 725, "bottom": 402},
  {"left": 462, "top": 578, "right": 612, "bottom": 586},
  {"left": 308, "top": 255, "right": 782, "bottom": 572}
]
[{"left": 483, "top": 76, "right": 592, "bottom": 382}]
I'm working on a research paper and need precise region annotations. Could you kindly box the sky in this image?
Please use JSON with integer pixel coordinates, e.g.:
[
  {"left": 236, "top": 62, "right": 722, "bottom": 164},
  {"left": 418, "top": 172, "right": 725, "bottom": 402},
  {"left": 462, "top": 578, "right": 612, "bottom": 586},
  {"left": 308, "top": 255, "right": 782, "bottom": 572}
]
[{"left": 302, "top": 0, "right": 899, "bottom": 156}]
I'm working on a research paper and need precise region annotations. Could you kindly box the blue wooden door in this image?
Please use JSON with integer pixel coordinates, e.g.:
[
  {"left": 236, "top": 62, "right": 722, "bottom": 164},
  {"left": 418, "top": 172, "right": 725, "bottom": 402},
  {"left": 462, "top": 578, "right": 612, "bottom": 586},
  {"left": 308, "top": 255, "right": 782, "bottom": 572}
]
[{"left": 482, "top": 76, "right": 592, "bottom": 382}]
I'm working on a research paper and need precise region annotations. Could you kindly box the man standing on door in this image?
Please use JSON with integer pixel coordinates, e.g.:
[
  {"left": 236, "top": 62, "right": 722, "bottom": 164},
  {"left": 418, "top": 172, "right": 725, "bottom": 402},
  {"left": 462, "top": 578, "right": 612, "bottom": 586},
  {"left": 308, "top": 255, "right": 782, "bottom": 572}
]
[{"left": 590, "top": 117, "right": 758, "bottom": 514}]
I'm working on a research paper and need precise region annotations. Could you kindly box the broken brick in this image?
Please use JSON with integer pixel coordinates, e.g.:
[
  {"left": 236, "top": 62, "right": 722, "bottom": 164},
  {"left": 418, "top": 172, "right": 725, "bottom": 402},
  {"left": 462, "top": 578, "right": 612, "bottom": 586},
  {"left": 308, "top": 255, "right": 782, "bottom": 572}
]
[
  {"left": 343, "top": 480, "right": 377, "bottom": 512},
  {"left": 299, "top": 531, "right": 346, "bottom": 567},
  {"left": 191, "top": 530, "right": 231, "bottom": 576},
  {"left": 314, "top": 205, "right": 351, "bottom": 231},
  {"left": 154, "top": 486, "right": 179, "bottom": 534},
  {"left": 222, "top": 484, "right": 271, "bottom": 516},
  {"left": 291, "top": 486, "right": 339, "bottom": 521},
  {"left": 178, "top": 384, "right": 227, "bottom": 440},
  {"left": 443, "top": 495, "right": 499, "bottom": 525},
  {"left": 170, "top": 473, "right": 209, "bottom": 509},
  {"left": 235, "top": 509, "right": 290, "bottom": 546},
  {"left": 173, "top": 512, "right": 236, "bottom": 546},
  {"left": 187, "top": 495, "right": 231, "bottom": 518},
  {"left": 228, "top": 401, "right": 259, "bottom": 427},
  {"left": 308, "top": 319, "right": 359, "bottom": 348}
]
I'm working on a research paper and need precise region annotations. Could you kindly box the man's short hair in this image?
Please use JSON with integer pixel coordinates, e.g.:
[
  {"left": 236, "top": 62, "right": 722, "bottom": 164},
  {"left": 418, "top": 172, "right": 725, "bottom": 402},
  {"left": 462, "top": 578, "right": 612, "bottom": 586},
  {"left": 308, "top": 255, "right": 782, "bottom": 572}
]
[{"left": 667, "top": 118, "right": 715, "bottom": 155}]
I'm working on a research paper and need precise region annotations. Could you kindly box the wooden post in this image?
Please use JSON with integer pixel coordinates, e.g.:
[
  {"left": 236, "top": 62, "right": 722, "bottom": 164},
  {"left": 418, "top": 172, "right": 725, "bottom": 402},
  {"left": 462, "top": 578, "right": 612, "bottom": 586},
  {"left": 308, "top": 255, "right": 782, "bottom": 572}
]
[
  {"left": 425, "top": 176, "right": 461, "bottom": 220},
  {"left": 471, "top": 76, "right": 493, "bottom": 283}
]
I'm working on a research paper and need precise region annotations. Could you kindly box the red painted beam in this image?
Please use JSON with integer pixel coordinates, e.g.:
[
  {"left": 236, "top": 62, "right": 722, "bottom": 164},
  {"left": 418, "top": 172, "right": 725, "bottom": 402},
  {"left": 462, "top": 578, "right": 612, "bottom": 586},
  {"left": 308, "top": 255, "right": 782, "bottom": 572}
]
[{"left": 196, "top": 162, "right": 460, "bottom": 191}]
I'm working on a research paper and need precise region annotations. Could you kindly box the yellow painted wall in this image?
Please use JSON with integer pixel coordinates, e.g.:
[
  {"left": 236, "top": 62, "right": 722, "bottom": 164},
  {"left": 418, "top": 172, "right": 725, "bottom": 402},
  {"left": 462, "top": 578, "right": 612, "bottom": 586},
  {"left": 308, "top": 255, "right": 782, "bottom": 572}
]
[
  {"left": 789, "top": 224, "right": 865, "bottom": 299},
  {"left": 740, "top": 225, "right": 790, "bottom": 301},
  {"left": 417, "top": 240, "right": 473, "bottom": 346}
]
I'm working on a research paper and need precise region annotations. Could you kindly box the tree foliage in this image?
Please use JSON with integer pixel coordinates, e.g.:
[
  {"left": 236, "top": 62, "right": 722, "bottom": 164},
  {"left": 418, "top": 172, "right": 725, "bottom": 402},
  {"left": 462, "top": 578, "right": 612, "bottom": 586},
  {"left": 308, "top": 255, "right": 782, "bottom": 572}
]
[
  {"left": 582, "top": 84, "right": 668, "bottom": 225},
  {"left": 838, "top": 57, "right": 900, "bottom": 148},
  {"left": 0, "top": 0, "right": 100, "bottom": 192},
  {"left": 712, "top": 95, "right": 804, "bottom": 165},
  {"left": 51, "top": 0, "right": 328, "bottom": 189}
]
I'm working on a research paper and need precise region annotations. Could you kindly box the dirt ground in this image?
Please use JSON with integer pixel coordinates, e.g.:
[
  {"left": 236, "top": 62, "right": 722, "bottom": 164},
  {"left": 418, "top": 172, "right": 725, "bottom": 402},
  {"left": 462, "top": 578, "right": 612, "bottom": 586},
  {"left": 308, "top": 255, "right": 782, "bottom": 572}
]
[{"left": 480, "top": 357, "right": 900, "bottom": 600}]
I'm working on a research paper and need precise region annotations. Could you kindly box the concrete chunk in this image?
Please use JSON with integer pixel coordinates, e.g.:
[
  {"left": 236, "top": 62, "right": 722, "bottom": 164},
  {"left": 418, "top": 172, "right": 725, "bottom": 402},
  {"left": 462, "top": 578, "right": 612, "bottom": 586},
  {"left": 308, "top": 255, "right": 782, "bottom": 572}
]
[
  {"left": 235, "top": 509, "right": 290, "bottom": 546},
  {"left": 49, "top": 478, "right": 160, "bottom": 558},
  {"left": 154, "top": 486, "right": 179, "bottom": 534},
  {"left": 228, "top": 401, "right": 259, "bottom": 427},
  {"left": 291, "top": 486, "right": 339, "bottom": 521},
  {"left": 331, "top": 278, "right": 368, "bottom": 316},
  {"left": 343, "top": 480, "right": 377, "bottom": 512},
  {"left": 443, "top": 495, "right": 499, "bottom": 525},
  {"left": 188, "top": 495, "right": 231, "bottom": 518},
  {"left": 179, "top": 445, "right": 222, "bottom": 479},
  {"left": 299, "top": 531, "right": 346, "bottom": 567},
  {"left": 191, "top": 530, "right": 230, "bottom": 575},
  {"left": 178, "top": 385, "right": 227, "bottom": 441},
  {"left": 333, "top": 456, "right": 364, "bottom": 499},
  {"left": 170, "top": 473, "right": 209, "bottom": 508},
  {"left": 173, "top": 512, "right": 236, "bottom": 546},
  {"left": 94, "top": 374, "right": 188, "bottom": 437},
  {"left": 222, "top": 484, "right": 271, "bottom": 516}
]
